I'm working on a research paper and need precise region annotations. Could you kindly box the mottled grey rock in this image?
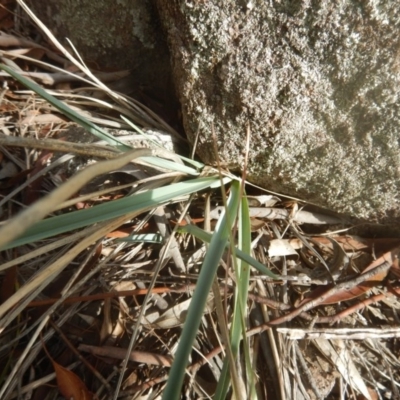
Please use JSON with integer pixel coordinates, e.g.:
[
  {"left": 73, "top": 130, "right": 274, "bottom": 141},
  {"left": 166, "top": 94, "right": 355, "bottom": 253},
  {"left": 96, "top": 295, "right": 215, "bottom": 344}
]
[
  {"left": 157, "top": 0, "right": 400, "bottom": 224},
  {"left": 29, "top": 0, "right": 164, "bottom": 70},
  {"left": 28, "top": 0, "right": 178, "bottom": 119}
]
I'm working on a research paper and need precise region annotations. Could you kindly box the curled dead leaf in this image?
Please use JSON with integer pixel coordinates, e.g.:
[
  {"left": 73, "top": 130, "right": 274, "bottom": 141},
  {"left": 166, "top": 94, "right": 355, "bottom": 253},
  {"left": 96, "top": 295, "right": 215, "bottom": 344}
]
[{"left": 53, "top": 361, "right": 93, "bottom": 400}]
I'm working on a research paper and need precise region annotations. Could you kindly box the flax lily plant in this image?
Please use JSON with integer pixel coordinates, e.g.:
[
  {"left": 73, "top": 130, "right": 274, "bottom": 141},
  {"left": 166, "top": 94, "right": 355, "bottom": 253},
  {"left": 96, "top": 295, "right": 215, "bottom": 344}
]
[{"left": 0, "top": 58, "right": 276, "bottom": 400}]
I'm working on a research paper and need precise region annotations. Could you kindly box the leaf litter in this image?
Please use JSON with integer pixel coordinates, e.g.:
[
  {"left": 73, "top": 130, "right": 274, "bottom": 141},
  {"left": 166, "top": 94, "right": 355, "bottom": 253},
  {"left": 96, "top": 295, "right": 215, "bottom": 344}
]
[{"left": 0, "top": 1, "right": 399, "bottom": 399}]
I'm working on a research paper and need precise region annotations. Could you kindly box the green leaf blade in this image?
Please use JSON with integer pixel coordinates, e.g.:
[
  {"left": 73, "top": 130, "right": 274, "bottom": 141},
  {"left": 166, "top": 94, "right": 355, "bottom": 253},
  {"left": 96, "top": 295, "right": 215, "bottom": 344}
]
[
  {"left": 2, "top": 176, "right": 230, "bottom": 250},
  {"left": 161, "top": 180, "right": 241, "bottom": 400}
]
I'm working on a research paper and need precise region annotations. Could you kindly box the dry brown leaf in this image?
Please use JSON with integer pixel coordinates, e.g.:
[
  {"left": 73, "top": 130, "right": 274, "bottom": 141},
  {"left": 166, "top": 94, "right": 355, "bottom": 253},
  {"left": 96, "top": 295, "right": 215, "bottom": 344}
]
[{"left": 53, "top": 361, "right": 93, "bottom": 400}]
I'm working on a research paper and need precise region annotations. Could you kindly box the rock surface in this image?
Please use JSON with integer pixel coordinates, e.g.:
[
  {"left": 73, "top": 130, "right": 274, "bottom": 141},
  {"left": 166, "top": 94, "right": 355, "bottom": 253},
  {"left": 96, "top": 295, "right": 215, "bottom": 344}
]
[
  {"left": 28, "top": 0, "right": 180, "bottom": 126},
  {"left": 157, "top": 1, "right": 400, "bottom": 224}
]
